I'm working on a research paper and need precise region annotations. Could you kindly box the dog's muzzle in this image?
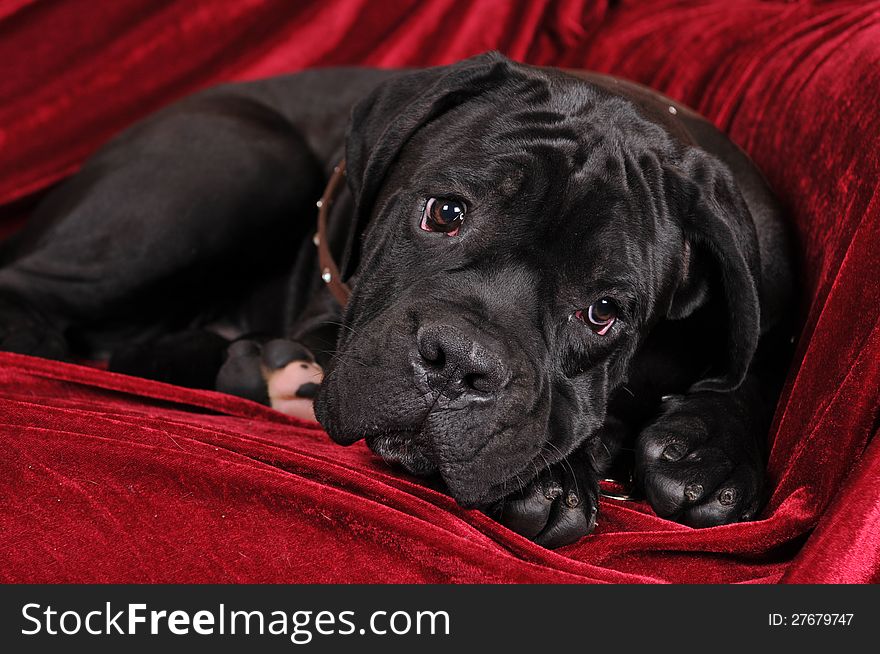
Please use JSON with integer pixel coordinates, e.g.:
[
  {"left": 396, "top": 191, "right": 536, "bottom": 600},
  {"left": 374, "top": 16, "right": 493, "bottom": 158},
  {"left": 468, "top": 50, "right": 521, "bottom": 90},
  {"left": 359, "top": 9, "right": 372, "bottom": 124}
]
[{"left": 366, "top": 432, "right": 437, "bottom": 477}]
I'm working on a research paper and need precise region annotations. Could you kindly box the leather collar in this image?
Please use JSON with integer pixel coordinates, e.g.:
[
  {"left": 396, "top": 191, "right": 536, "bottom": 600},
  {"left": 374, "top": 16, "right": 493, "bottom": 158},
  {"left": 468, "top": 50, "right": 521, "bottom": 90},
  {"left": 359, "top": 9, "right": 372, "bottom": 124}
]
[{"left": 315, "top": 160, "right": 352, "bottom": 307}]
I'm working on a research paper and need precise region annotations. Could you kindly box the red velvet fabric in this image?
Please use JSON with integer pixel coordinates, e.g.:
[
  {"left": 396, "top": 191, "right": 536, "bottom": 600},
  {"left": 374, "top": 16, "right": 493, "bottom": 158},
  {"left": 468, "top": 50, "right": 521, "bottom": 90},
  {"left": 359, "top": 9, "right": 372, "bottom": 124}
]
[{"left": 1, "top": 0, "right": 878, "bottom": 583}]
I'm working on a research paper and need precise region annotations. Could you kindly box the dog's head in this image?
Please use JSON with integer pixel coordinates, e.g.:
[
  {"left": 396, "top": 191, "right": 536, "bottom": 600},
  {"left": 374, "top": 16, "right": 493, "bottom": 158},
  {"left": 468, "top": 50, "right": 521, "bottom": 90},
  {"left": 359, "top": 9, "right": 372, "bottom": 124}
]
[{"left": 315, "top": 53, "right": 760, "bottom": 508}]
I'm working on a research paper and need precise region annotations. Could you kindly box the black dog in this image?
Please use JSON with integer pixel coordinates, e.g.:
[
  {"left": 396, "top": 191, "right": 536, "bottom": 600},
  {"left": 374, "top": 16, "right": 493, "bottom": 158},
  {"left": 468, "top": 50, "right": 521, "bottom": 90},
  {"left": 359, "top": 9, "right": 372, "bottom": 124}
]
[{"left": 0, "top": 53, "right": 794, "bottom": 547}]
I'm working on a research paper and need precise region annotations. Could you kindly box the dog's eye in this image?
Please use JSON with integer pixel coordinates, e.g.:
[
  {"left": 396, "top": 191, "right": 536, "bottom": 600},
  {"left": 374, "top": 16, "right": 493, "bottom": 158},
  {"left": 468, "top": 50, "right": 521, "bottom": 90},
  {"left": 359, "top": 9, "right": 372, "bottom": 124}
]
[
  {"left": 574, "top": 298, "right": 618, "bottom": 335},
  {"left": 421, "top": 197, "right": 465, "bottom": 236}
]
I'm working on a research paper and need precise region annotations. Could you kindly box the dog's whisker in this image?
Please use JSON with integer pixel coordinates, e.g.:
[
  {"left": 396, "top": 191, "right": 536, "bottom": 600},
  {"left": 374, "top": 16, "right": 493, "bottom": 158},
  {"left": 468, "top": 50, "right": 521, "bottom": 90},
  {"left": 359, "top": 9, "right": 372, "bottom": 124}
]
[{"left": 321, "top": 319, "right": 359, "bottom": 336}]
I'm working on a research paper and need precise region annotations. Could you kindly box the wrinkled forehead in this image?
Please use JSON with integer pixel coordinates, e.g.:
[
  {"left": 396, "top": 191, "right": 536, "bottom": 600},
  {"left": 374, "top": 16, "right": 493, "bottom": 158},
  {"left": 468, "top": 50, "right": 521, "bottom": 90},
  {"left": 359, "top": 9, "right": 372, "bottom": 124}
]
[
  {"left": 411, "top": 73, "right": 671, "bottom": 166},
  {"left": 407, "top": 108, "right": 663, "bottom": 237},
  {"left": 384, "top": 76, "right": 681, "bottom": 291}
]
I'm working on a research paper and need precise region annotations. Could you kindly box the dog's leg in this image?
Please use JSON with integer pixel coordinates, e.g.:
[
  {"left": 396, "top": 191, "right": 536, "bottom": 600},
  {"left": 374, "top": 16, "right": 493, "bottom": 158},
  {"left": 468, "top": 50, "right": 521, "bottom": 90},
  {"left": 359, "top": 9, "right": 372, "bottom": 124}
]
[
  {"left": 101, "top": 211, "right": 342, "bottom": 421},
  {"left": 491, "top": 416, "right": 632, "bottom": 548},
  {"left": 0, "top": 290, "right": 69, "bottom": 359},
  {"left": 0, "top": 93, "right": 324, "bottom": 364},
  {"left": 108, "top": 322, "right": 331, "bottom": 422},
  {"left": 214, "top": 290, "right": 342, "bottom": 420},
  {"left": 491, "top": 448, "right": 600, "bottom": 549},
  {"left": 634, "top": 370, "right": 774, "bottom": 526},
  {"left": 213, "top": 335, "right": 323, "bottom": 420},
  {"left": 109, "top": 329, "right": 231, "bottom": 390}
]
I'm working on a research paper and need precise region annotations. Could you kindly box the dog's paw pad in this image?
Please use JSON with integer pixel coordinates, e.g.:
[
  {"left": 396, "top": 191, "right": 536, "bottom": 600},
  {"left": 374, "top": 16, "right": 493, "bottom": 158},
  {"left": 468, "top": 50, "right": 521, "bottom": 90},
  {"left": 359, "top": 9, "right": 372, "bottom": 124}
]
[
  {"left": 216, "top": 337, "right": 322, "bottom": 421},
  {"left": 265, "top": 355, "right": 323, "bottom": 420}
]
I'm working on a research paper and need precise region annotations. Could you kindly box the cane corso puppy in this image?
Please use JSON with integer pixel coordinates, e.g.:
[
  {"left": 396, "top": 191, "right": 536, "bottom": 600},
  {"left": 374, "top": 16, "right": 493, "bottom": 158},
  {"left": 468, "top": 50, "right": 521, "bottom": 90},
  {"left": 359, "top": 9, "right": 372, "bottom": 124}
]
[{"left": 0, "top": 53, "right": 793, "bottom": 547}]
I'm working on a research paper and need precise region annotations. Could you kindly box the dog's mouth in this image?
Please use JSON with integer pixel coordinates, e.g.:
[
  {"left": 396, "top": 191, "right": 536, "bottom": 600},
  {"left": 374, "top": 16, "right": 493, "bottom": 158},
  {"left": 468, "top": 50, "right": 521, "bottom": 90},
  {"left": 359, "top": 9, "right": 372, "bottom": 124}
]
[
  {"left": 364, "top": 428, "right": 558, "bottom": 509},
  {"left": 365, "top": 431, "right": 438, "bottom": 477}
]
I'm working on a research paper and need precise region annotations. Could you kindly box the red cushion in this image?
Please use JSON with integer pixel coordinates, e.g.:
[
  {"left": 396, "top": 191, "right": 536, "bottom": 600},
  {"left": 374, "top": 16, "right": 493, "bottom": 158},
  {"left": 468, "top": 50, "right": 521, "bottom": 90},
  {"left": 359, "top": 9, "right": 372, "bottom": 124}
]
[{"left": 1, "top": 0, "right": 878, "bottom": 583}]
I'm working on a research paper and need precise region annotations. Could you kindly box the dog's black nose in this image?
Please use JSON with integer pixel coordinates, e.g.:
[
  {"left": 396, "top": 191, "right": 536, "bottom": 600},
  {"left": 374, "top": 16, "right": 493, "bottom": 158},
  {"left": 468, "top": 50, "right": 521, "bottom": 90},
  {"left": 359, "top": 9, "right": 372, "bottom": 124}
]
[{"left": 416, "top": 322, "right": 508, "bottom": 396}]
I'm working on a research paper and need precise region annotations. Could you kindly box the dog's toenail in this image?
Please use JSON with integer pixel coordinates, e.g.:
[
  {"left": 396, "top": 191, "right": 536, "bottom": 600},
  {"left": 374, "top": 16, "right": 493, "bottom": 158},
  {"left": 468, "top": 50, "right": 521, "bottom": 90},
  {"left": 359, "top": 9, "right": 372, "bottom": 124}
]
[
  {"left": 662, "top": 442, "right": 687, "bottom": 461},
  {"left": 719, "top": 487, "right": 739, "bottom": 506},
  {"left": 684, "top": 483, "right": 703, "bottom": 502},
  {"left": 294, "top": 382, "right": 320, "bottom": 399},
  {"left": 543, "top": 482, "right": 563, "bottom": 500},
  {"left": 565, "top": 491, "right": 580, "bottom": 508}
]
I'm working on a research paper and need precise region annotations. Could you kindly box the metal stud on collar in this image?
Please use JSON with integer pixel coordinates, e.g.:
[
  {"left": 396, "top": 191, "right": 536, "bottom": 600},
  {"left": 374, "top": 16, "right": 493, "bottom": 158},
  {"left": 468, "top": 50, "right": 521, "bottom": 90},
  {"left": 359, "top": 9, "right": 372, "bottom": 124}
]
[{"left": 314, "top": 161, "right": 352, "bottom": 306}]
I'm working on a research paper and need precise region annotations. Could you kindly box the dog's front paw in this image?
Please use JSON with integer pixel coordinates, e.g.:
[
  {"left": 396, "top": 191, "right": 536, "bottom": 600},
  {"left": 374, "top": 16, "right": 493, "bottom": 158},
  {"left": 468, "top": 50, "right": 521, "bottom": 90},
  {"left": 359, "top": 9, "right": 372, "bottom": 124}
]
[
  {"left": 492, "top": 458, "right": 598, "bottom": 548},
  {"left": 636, "top": 394, "right": 764, "bottom": 527},
  {"left": 216, "top": 338, "right": 323, "bottom": 421}
]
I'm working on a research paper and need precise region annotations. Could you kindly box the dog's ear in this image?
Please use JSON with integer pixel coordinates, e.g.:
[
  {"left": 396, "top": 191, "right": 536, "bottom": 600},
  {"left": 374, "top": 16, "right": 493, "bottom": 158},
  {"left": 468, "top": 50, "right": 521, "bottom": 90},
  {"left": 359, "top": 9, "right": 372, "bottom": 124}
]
[
  {"left": 665, "top": 148, "right": 762, "bottom": 392},
  {"left": 340, "top": 51, "right": 515, "bottom": 280}
]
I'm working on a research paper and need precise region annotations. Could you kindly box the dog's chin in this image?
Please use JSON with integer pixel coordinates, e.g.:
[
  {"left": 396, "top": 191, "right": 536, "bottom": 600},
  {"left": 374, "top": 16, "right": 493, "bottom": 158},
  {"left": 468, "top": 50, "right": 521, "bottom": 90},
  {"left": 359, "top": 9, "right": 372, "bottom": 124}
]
[
  {"left": 366, "top": 432, "right": 438, "bottom": 477},
  {"left": 366, "top": 431, "right": 549, "bottom": 509},
  {"left": 440, "top": 458, "right": 541, "bottom": 509}
]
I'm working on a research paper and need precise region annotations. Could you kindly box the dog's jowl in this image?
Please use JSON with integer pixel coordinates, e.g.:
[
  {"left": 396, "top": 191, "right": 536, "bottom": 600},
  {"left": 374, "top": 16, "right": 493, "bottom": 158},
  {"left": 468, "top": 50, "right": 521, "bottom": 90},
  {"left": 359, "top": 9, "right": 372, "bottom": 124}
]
[{"left": 0, "top": 53, "right": 794, "bottom": 548}]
